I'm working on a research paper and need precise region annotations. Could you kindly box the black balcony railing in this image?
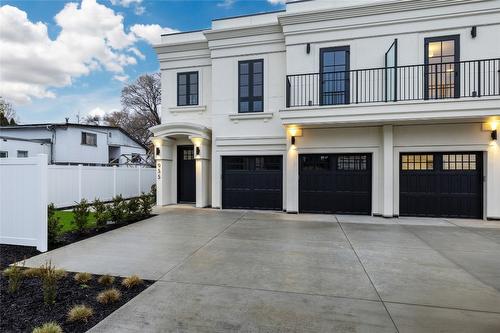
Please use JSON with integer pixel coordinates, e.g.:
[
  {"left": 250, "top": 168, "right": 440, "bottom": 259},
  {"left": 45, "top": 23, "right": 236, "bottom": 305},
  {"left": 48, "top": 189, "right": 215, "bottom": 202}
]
[{"left": 285, "top": 58, "right": 500, "bottom": 108}]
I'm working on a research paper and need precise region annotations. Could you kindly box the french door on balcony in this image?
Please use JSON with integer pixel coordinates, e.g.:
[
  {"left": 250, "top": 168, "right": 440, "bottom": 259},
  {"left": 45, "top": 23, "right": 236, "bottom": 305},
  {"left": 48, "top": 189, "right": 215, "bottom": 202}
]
[
  {"left": 320, "top": 46, "right": 350, "bottom": 105},
  {"left": 424, "top": 35, "right": 460, "bottom": 100}
]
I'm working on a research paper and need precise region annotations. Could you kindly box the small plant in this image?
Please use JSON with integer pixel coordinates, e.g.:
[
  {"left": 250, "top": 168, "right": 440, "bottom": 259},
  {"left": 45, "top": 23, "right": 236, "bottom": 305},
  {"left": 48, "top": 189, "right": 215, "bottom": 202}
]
[
  {"left": 98, "top": 274, "right": 115, "bottom": 286},
  {"left": 47, "top": 203, "right": 62, "bottom": 246},
  {"left": 40, "top": 261, "right": 58, "bottom": 305},
  {"left": 74, "top": 272, "right": 92, "bottom": 284},
  {"left": 72, "top": 199, "right": 90, "bottom": 233},
  {"left": 23, "top": 267, "right": 44, "bottom": 278},
  {"left": 150, "top": 184, "right": 157, "bottom": 202},
  {"left": 139, "top": 192, "right": 154, "bottom": 218},
  {"left": 54, "top": 268, "right": 67, "bottom": 280},
  {"left": 126, "top": 197, "right": 140, "bottom": 222},
  {"left": 110, "top": 195, "right": 126, "bottom": 222},
  {"left": 32, "top": 322, "right": 63, "bottom": 333},
  {"left": 96, "top": 288, "right": 122, "bottom": 304},
  {"left": 3, "top": 261, "right": 24, "bottom": 293},
  {"left": 93, "top": 198, "right": 109, "bottom": 229},
  {"left": 67, "top": 304, "right": 93, "bottom": 323},
  {"left": 121, "top": 274, "right": 143, "bottom": 288}
]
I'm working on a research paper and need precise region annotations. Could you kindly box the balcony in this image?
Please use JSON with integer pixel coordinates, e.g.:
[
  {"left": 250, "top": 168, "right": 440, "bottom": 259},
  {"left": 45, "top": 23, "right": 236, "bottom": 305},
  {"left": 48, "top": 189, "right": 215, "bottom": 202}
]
[{"left": 286, "top": 58, "right": 500, "bottom": 108}]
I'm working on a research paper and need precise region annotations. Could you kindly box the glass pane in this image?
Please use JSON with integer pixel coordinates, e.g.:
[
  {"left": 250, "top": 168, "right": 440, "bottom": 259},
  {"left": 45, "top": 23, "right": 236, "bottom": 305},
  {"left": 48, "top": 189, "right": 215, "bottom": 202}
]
[
  {"left": 253, "top": 73, "right": 262, "bottom": 84},
  {"left": 178, "top": 95, "right": 186, "bottom": 105},
  {"left": 253, "top": 85, "right": 262, "bottom": 97},
  {"left": 441, "top": 40, "right": 455, "bottom": 56},
  {"left": 240, "top": 86, "right": 248, "bottom": 97},
  {"left": 428, "top": 42, "right": 442, "bottom": 58},
  {"left": 189, "top": 95, "right": 198, "bottom": 105},
  {"left": 240, "top": 74, "right": 248, "bottom": 86},
  {"left": 178, "top": 85, "right": 186, "bottom": 95},
  {"left": 323, "top": 52, "right": 334, "bottom": 66},
  {"left": 253, "top": 101, "right": 263, "bottom": 112},
  {"left": 240, "top": 63, "right": 248, "bottom": 74},
  {"left": 253, "top": 61, "right": 262, "bottom": 73},
  {"left": 334, "top": 51, "right": 346, "bottom": 65},
  {"left": 189, "top": 73, "right": 198, "bottom": 83},
  {"left": 239, "top": 101, "right": 249, "bottom": 113},
  {"left": 190, "top": 84, "right": 197, "bottom": 94},
  {"left": 178, "top": 74, "right": 187, "bottom": 84}
]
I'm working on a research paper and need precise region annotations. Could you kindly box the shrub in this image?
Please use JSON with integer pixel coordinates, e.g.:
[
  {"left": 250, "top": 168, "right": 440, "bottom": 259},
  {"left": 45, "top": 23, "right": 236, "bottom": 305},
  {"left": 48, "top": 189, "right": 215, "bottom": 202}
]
[
  {"left": 74, "top": 272, "right": 92, "bottom": 284},
  {"left": 3, "top": 261, "right": 24, "bottom": 293},
  {"left": 32, "top": 322, "right": 63, "bottom": 333},
  {"left": 47, "top": 203, "right": 62, "bottom": 246},
  {"left": 121, "top": 275, "right": 143, "bottom": 288},
  {"left": 110, "top": 195, "right": 126, "bottom": 222},
  {"left": 139, "top": 192, "right": 154, "bottom": 218},
  {"left": 126, "top": 198, "right": 140, "bottom": 221},
  {"left": 23, "top": 267, "right": 44, "bottom": 278},
  {"left": 96, "top": 288, "right": 121, "bottom": 304},
  {"left": 93, "top": 198, "right": 109, "bottom": 229},
  {"left": 97, "top": 274, "right": 115, "bottom": 286},
  {"left": 40, "top": 261, "right": 58, "bottom": 305},
  {"left": 67, "top": 304, "right": 93, "bottom": 323},
  {"left": 54, "top": 269, "right": 67, "bottom": 280},
  {"left": 72, "top": 199, "right": 90, "bottom": 233}
]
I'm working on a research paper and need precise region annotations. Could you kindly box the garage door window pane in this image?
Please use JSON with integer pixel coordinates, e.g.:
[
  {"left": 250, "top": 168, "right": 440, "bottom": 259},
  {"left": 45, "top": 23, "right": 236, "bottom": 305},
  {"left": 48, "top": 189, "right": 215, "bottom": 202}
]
[
  {"left": 401, "top": 154, "right": 434, "bottom": 171},
  {"left": 337, "top": 155, "right": 367, "bottom": 170},
  {"left": 443, "top": 154, "right": 476, "bottom": 170},
  {"left": 301, "top": 155, "right": 330, "bottom": 171}
]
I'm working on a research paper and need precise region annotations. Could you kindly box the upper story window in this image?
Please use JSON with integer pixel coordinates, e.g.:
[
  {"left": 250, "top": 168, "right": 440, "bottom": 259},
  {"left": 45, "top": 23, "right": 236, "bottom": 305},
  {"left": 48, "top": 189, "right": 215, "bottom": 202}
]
[
  {"left": 320, "top": 46, "right": 350, "bottom": 105},
  {"left": 239, "top": 59, "right": 263, "bottom": 113},
  {"left": 0, "top": 151, "right": 8, "bottom": 158},
  {"left": 17, "top": 150, "right": 28, "bottom": 158},
  {"left": 424, "top": 35, "right": 460, "bottom": 99},
  {"left": 81, "top": 132, "right": 97, "bottom": 146},
  {"left": 177, "top": 72, "right": 198, "bottom": 106}
]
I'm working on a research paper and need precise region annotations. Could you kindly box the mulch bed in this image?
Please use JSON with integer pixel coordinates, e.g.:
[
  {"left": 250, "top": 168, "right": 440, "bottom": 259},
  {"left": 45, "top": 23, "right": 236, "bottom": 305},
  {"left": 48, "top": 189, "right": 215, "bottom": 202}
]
[
  {"left": 0, "top": 245, "right": 153, "bottom": 333},
  {"left": 52, "top": 214, "right": 155, "bottom": 250}
]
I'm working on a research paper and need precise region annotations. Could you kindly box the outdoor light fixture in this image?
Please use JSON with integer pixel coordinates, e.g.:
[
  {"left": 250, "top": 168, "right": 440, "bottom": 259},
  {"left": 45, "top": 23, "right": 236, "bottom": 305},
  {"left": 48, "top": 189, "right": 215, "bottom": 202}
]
[
  {"left": 155, "top": 147, "right": 160, "bottom": 156},
  {"left": 471, "top": 26, "right": 477, "bottom": 38},
  {"left": 306, "top": 43, "right": 311, "bottom": 54},
  {"left": 195, "top": 146, "right": 201, "bottom": 156},
  {"left": 492, "top": 129, "right": 498, "bottom": 141},
  {"left": 291, "top": 136, "right": 296, "bottom": 146}
]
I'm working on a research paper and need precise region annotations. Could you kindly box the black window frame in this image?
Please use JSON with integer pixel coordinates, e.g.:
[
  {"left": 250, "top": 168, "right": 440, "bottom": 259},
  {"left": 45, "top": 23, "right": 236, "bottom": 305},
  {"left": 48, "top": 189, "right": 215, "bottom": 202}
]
[
  {"left": 81, "top": 132, "right": 97, "bottom": 146},
  {"left": 319, "top": 46, "right": 351, "bottom": 106},
  {"left": 177, "top": 71, "right": 199, "bottom": 106},
  {"left": 238, "top": 59, "right": 264, "bottom": 113},
  {"left": 424, "top": 35, "right": 460, "bottom": 100},
  {"left": 0, "top": 151, "right": 9, "bottom": 158}
]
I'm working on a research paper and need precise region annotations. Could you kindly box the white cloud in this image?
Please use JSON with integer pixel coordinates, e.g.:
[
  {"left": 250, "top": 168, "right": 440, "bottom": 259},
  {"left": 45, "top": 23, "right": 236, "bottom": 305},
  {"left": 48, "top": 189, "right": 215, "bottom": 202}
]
[
  {"left": 218, "top": 0, "right": 235, "bottom": 8},
  {"left": 0, "top": 0, "right": 174, "bottom": 104},
  {"left": 113, "top": 74, "right": 129, "bottom": 82},
  {"left": 88, "top": 106, "right": 107, "bottom": 118},
  {"left": 110, "top": 0, "right": 145, "bottom": 15},
  {"left": 130, "top": 24, "right": 178, "bottom": 45},
  {"left": 267, "top": 0, "right": 286, "bottom": 4}
]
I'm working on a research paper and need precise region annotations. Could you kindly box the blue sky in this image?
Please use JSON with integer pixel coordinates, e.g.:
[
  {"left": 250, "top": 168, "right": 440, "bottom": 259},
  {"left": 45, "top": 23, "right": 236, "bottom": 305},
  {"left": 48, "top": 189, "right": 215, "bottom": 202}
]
[{"left": 0, "top": 0, "right": 284, "bottom": 124}]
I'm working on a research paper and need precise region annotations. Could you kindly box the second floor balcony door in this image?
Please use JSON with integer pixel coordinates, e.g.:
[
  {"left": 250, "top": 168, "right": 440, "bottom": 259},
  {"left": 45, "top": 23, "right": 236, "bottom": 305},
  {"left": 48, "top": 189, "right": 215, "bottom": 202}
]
[
  {"left": 320, "top": 47, "right": 350, "bottom": 105},
  {"left": 425, "top": 35, "right": 460, "bottom": 99}
]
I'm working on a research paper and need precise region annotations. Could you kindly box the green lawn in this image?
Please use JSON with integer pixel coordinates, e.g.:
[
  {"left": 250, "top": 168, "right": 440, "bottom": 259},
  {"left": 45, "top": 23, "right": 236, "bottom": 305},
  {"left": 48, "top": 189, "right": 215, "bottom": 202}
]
[{"left": 54, "top": 210, "right": 97, "bottom": 233}]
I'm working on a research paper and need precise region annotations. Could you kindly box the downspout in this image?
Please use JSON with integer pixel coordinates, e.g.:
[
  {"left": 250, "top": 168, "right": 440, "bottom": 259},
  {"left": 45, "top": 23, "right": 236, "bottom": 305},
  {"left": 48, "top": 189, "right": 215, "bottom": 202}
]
[{"left": 46, "top": 125, "right": 56, "bottom": 164}]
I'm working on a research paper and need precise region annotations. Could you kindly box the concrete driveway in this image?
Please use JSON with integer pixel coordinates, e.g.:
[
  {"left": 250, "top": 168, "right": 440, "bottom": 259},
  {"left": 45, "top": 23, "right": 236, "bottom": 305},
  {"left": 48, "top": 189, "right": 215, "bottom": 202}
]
[{"left": 24, "top": 206, "right": 500, "bottom": 332}]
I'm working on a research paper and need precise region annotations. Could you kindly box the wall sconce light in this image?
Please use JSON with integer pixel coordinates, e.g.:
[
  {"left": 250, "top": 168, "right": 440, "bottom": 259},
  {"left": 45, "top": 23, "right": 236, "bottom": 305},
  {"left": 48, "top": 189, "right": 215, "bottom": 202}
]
[
  {"left": 155, "top": 147, "right": 160, "bottom": 156},
  {"left": 195, "top": 146, "right": 201, "bottom": 156},
  {"left": 471, "top": 26, "right": 477, "bottom": 38},
  {"left": 306, "top": 43, "right": 311, "bottom": 54},
  {"left": 492, "top": 129, "right": 498, "bottom": 141},
  {"left": 291, "top": 136, "right": 296, "bottom": 146}
]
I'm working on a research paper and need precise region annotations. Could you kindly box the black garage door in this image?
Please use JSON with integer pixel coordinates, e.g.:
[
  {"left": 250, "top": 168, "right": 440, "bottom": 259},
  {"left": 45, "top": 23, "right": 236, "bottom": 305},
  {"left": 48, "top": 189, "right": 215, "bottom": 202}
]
[
  {"left": 400, "top": 152, "right": 483, "bottom": 219},
  {"left": 299, "top": 154, "right": 372, "bottom": 214},
  {"left": 222, "top": 156, "right": 282, "bottom": 210}
]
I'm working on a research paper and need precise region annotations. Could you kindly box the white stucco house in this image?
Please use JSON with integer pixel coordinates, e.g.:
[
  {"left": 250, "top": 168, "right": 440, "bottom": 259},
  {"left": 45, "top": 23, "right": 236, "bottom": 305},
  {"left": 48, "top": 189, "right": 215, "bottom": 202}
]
[
  {"left": 151, "top": 0, "right": 500, "bottom": 220},
  {"left": 0, "top": 123, "right": 148, "bottom": 166}
]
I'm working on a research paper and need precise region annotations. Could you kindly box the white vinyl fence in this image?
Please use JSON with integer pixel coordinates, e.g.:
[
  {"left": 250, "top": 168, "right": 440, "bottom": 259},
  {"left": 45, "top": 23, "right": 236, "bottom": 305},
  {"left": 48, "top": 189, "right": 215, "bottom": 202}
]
[
  {"left": 0, "top": 155, "right": 48, "bottom": 251},
  {"left": 0, "top": 154, "right": 155, "bottom": 252},
  {"left": 48, "top": 164, "right": 155, "bottom": 208}
]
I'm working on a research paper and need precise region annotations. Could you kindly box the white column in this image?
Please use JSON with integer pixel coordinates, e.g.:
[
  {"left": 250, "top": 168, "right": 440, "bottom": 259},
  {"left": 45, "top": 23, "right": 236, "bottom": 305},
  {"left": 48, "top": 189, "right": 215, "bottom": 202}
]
[
  {"left": 382, "top": 125, "right": 394, "bottom": 217},
  {"left": 286, "top": 131, "right": 299, "bottom": 213},
  {"left": 487, "top": 141, "right": 500, "bottom": 219},
  {"left": 190, "top": 137, "right": 211, "bottom": 208},
  {"left": 152, "top": 137, "right": 175, "bottom": 206},
  {"left": 38, "top": 154, "right": 48, "bottom": 252}
]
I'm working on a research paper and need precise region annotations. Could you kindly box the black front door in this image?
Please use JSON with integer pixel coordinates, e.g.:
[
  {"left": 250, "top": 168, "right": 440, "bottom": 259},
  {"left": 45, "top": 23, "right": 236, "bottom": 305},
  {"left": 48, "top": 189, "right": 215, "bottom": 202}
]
[
  {"left": 177, "top": 145, "right": 195, "bottom": 203},
  {"left": 222, "top": 156, "right": 282, "bottom": 210},
  {"left": 399, "top": 152, "right": 483, "bottom": 219},
  {"left": 299, "top": 154, "right": 372, "bottom": 214}
]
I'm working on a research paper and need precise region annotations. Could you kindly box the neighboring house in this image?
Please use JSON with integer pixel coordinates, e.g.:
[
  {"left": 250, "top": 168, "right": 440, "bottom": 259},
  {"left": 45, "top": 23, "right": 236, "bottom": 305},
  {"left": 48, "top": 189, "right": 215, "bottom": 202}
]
[
  {"left": 151, "top": 0, "right": 500, "bottom": 220},
  {"left": 0, "top": 123, "right": 149, "bottom": 166}
]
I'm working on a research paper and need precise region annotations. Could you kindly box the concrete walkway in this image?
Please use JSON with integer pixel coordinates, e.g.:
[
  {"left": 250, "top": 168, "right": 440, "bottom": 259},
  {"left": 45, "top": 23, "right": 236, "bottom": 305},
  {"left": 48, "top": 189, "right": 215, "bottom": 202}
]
[{"left": 24, "top": 206, "right": 500, "bottom": 332}]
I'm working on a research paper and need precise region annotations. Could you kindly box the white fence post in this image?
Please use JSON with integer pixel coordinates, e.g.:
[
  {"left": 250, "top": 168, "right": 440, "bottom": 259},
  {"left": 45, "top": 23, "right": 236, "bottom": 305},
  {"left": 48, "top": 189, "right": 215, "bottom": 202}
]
[
  {"left": 138, "top": 167, "right": 142, "bottom": 196},
  {"left": 38, "top": 154, "right": 48, "bottom": 252},
  {"left": 78, "top": 164, "right": 83, "bottom": 202},
  {"left": 113, "top": 165, "right": 117, "bottom": 197}
]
